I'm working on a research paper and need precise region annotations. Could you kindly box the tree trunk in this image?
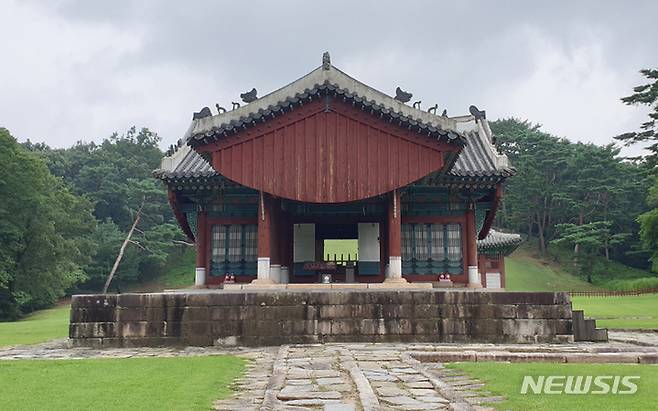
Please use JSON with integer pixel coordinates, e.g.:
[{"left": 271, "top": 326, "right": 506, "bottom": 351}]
[
  {"left": 574, "top": 208, "right": 584, "bottom": 254},
  {"left": 538, "top": 228, "right": 546, "bottom": 256},
  {"left": 102, "top": 200, "right": 144, "bottom": 293},
  {"left": 536, "top": 211, "right": 546, "bottom": 255},
  {"left": 527, "top": 221, "right": 533, "bottom": 239}
]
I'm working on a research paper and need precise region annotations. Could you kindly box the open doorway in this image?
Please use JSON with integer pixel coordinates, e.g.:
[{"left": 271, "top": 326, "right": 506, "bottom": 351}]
[
  {"left": 317, "top": 224, "right": 358, "bottom": 282},
  {"left": 292, "top": 222, "right": 381, "bottom": 282},
  {"left": 317, "top": 223, "right": 358, "bottom": 265}
]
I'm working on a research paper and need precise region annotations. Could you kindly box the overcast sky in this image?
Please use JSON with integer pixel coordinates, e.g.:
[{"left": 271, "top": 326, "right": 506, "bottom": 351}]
[{"left": 1, "top": 1, "right": 656, "bottom": 156}]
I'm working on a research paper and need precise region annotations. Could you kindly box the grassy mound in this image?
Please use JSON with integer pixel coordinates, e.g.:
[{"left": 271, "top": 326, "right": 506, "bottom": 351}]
[
  {"left": 505, "top": 249, "right": 602, "bottom": 292},
  {"left": 505, "top": 242, "right": 657, "bottom": 291}
]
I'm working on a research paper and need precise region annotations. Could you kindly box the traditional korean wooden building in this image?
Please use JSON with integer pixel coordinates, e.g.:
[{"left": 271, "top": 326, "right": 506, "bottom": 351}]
[{"left": 154, "top": 53, "right": 521, "bottom": 289}]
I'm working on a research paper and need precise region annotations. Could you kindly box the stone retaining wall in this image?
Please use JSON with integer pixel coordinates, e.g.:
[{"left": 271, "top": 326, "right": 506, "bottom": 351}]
[{"left": 69, "top": 290, "right": 580, "bottom": 347}]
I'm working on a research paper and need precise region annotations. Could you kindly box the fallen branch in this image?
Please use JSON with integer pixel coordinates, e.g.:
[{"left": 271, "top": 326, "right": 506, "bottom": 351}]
[{"left": 102, "top": 199, "right": 145, "bottom": 293}]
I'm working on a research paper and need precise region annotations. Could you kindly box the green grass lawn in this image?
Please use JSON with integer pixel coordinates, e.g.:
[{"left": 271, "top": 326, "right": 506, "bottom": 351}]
[
  {"left": 505, "top": 249, "right": 602, "bottom": 292},
  {"left": 128, "top": 247, "right": 196, "bottom": 292},
  {"left": 0, "top": 304, "right": 70, "bottom": 347},
  {"left": 0, "top": 356, "right": 244, "bottom": 411},
  {"left": 447, "top": 362, "right": 658, "bottom": 411},
  {"left": 572, "top": 294, "right": 658, "bottom": 329},
  {"left": 158, "top": 246, "right": 196, "bottom": 288}
]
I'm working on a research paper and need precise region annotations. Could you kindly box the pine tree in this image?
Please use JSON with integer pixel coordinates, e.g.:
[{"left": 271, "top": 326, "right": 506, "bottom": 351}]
[{"left": 615, "top": 68, "right": 658, "bottom": 166}]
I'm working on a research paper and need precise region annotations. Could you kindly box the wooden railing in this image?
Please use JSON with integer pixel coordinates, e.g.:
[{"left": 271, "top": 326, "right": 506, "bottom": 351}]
[{"left": 569, "top": 287, "right": 658, "bottom": 297}]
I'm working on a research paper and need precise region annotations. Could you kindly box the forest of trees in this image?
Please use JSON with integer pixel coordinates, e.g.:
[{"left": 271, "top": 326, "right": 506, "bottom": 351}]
[
  {"left": 493, "top": 68, "right": 658, "bottom": 285},
  {"left": 0, "top": 127, "right": 184, "bottom": 319},
  {"left": 491, "top": 119, "right": 651, "bottom": 278},
  {"left": 1, "top": 68, "right": 656, "bottom": 320}
]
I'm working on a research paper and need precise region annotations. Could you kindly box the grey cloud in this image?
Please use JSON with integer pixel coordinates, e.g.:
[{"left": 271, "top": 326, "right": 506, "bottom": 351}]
[{"left": 2, "top": 0, "right": 657, "bottom": 156}]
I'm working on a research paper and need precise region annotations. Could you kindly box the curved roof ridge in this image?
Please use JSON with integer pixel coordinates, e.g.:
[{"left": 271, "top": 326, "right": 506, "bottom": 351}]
[{"left": 187, "top": 64, "right": 465, "bottom": 146}]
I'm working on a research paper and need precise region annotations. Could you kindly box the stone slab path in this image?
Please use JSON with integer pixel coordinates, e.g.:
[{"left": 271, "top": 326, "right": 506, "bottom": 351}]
[{"left": 1, "top": 332, "right": 656, "bottom": 411}]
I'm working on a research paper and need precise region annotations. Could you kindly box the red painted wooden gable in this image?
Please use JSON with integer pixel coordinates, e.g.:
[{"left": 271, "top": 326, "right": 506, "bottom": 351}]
[{"left": 198, "top": 99, "right": 460, "bottom": 203}]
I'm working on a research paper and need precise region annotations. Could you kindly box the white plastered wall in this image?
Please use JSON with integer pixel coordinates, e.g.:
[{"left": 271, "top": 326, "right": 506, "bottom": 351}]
[
  {"left": 294, "top": 223, "right": 315, "bottom": 262},
  {"left": 358, "top": 223, "right": 380, "bottom": 262}
]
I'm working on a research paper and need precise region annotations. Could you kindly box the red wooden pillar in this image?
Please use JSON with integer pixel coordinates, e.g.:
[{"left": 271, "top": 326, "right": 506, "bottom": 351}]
[
  {"left": 386, "top": 189, "right": 405, "bottom": 282},
  {"left": 254, "top": 191, "right": 273, "bottom": 283},
  {"left": 195, "top": 209, "right": 208, "bottom": 287},
  {"left": 466, "top": 203, "right": 482, "bottom": 288}
]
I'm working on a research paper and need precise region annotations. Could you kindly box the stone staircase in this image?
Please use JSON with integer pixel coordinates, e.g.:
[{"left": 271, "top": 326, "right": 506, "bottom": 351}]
[{"left": 572, "top": 310, "right": 608, "bottom": 342}]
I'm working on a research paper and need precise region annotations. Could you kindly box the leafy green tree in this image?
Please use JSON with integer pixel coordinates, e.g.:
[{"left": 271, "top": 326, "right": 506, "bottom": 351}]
[
  {"left": 615, "top": 68, "right": 658, "bottom": 273},
  {"left": 615, "top": 68, "right": 658, "bottom": 166},
  {"left": 493, "top": 119, "right": 572, "bottom": 254},
  {"left": 0, "top": 128, "right": 96, "bottom": 319},
  {"left": 552, "top": 221, "right": 628, "bottom": 282},
  {"left": 638, "top": 178, "right": 658, "bottom": 272}
]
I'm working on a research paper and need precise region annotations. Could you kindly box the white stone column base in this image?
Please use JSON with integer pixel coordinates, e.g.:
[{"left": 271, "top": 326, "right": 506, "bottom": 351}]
[
  {"left": 270, "top": 264, "right": 281, "bottom": 284},
  {"left": 467, "top": 265, "right": 482, "bottom": 288},
  {"left": 252, "top": 257, "right": 273, "bottom": 284},
  {"left": 194, "top": 267, "right": 206, "bottom": 288},
  {"left": 384, "top": 256, "right": 407, "bottom": 283}
]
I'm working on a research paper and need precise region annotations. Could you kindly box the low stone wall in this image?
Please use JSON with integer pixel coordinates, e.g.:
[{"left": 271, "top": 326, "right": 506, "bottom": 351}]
[{"left": 69, "top": 290, "right": 579, "bottom": 347}]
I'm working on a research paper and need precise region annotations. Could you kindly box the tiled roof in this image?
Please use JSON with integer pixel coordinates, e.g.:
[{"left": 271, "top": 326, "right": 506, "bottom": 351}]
[
  {"left": 155, "top": 57, "right": 514, "bottom": 185},
  {"left": 187, "top": 64, "right": 465, "bottom": 148},
  {"left": 153, "top": 144, "right": 235, "bottom": 186},
  {"left": 451, "top": 131, "right": 515, "bottom": 178},
  {"left": 477, "top": 229, "right": 523, "bottom": 251}
]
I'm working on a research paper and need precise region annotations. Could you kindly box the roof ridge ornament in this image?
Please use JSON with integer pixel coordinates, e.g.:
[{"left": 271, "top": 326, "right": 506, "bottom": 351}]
[
  {"left": 469, "top": 105, "right": 486, "bottom": 120},
  {"left": 322, "top": 51, "right": 331, "bottom": 70},
  {"left": 394, "top": 87, "right": 412, "bottom": 103},
  {"left": 192, "top": 107, "right": 212, "bottom": 120},
  {"left": 240, "top": 88, "right": 258, "bottom": 103}
]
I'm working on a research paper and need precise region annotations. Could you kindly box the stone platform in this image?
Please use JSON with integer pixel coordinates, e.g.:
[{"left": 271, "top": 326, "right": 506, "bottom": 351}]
[{"left": 69, "top": 289, "right": 604, "bottom": 347}]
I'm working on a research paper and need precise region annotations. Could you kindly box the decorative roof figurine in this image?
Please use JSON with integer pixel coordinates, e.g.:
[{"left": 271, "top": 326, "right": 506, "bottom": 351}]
[
  {"left": 240, "top": 88, "right": 258, "bottom": 103},
  {"left": 469, "top": 105, "right": 486, "bottom": 120},
  {"left": 192, "top": 107, "right": 212, "bottom": 120},
  {"left": 394, "top": 87, "right": 412, "bottom": 103},
  {"left": 322, "top": 51, "right": 331, "bottom": 70}
]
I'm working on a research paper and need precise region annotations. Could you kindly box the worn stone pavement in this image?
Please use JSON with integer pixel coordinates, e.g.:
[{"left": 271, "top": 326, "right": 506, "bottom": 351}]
[{"left": 1, "top": 331, "right": 656, "bottom": 411}]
